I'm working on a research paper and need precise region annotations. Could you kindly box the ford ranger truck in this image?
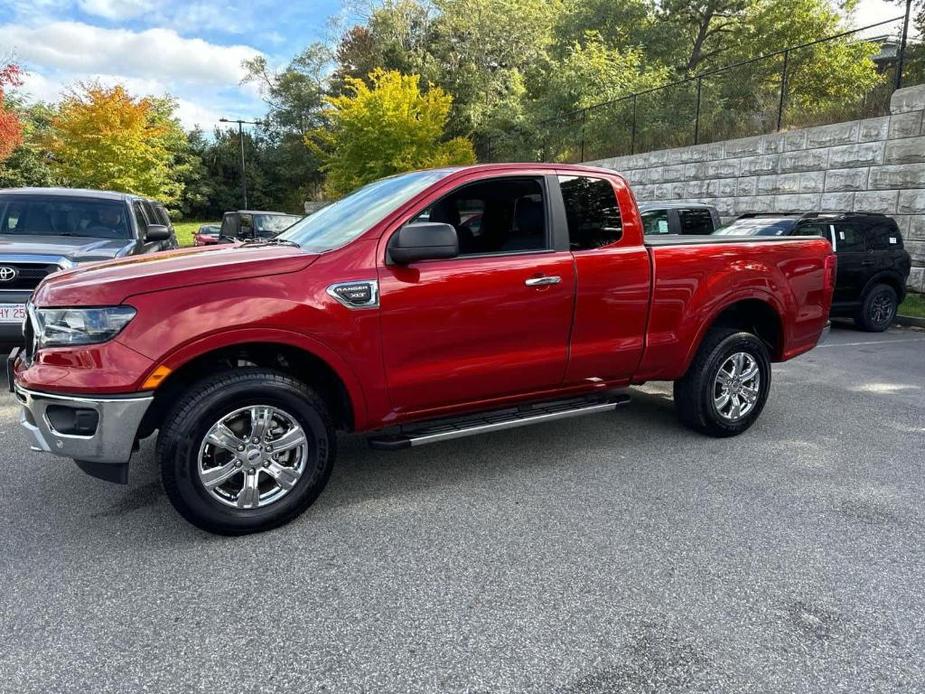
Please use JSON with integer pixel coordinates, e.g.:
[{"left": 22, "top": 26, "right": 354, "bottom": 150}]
[{"left": 9, "top": 164, "right": 836, "bottom": 535}]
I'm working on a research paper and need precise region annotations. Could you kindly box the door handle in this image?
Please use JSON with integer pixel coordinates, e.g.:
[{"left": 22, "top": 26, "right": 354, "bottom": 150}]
[{"left": 525, "top": 275, "right": 561, "bottom": 287}]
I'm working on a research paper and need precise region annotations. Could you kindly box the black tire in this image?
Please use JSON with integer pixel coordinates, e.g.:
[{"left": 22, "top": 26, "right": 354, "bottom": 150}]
[
  {"left": 673, "top": 328, "right": 772, "bottom": 438},
  {"left": 854, "top": 283, "right": 897, "bottom": 333},
  {"left": 158, "top": 368, "right": 336, "bottom": 535}
]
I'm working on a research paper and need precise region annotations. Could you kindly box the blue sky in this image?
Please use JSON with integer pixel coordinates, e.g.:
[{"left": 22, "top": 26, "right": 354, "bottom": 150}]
[
  {"left": 0, "top": 0, "right": 909, "bottom": 131},
  {"left": 0, "top": 0, "right": 349, "bottom": 129}
]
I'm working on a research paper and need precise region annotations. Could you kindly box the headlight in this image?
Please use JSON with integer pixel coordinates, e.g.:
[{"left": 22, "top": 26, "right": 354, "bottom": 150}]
[{"left": 33, "top": 306, "right": 136, "bottom": 348}]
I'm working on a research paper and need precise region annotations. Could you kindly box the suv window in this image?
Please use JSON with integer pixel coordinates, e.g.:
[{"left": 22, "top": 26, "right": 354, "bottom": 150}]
[
  {"left": 867, "top": 219, "right": 902, "bottom": 250},
  {"left": 558, "top": 175, "right": 622, "bottom": 249},
  {"left": 794, "top": 222, "right": 828, "bottom": 238},
  {"left": 679, "top": 208, "right": 713, "bottom": 235},
  {"left": 413, "top": 177, "right": 548, "bottom": 256},
  {"left": 641, "top": 210, "right": 670, "bottom": 235},
  {"left": 833, "top": 222, "right": 866, "bottom": 252}
]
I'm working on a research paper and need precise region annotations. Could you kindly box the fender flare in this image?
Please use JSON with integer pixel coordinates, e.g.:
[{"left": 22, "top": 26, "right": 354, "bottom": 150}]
[{"left": 143, "top": 327, "right": 370, "bottom": 429}]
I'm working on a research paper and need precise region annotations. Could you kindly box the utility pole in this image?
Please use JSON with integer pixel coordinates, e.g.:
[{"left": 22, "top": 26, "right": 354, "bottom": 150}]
[
  {"left": 219, "top": 117, "right": 263, "bottom": 208},
  {"left": 896, "top": 0, "right": 913, "bottom": 90}
]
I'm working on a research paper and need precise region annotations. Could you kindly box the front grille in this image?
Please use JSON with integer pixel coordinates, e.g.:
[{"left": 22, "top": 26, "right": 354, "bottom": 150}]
[{"left": 0, "top": 263, "right": 61, "bottom": 292}]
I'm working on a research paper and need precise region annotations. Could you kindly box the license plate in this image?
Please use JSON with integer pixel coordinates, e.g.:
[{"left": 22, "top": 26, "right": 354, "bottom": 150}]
[{"left": 0, "top": 304, "right": 26, "bottom": 324}]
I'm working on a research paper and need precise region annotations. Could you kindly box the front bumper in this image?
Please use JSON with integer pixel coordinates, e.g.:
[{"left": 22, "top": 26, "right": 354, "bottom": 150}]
[{"left": 15, "top": 384, "right": 153, "bottom": 466}]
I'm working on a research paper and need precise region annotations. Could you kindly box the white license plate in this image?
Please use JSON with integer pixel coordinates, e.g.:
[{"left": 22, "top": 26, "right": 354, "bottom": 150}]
[{"left": 0, "top": 304, "right": 26, "bottom": 324}]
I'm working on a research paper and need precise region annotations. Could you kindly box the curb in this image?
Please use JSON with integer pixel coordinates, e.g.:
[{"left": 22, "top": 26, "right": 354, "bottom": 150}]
[{"left": 894, "top": 314, "right": 925, "bottom": 329}]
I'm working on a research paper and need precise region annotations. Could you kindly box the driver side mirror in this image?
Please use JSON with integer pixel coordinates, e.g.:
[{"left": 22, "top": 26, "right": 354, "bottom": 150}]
[
  {"left": 145, "top": 224, "right": 170, "bottom": 242},
  {"left": 389, "top": 222, "right": 459, "bottom": 264}
]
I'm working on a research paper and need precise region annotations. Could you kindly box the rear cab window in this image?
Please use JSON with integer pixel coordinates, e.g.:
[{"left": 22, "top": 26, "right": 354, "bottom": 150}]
[
  {"left": 678, "top": 208, "right": 714, "bottom": 235},
  {"left": 558, "top": 175, "right": 623, "bottom": 250}
]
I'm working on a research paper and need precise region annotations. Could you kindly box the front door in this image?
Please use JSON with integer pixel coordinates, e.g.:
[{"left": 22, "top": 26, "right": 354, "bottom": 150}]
[{"left": 378, "top": 176, "right": 575, "bottom": 415}]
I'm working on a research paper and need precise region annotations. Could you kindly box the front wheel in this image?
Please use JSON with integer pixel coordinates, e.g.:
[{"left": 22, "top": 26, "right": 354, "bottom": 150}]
[
  {"left": 158, "top": 368, "right": 336, "bottom": 535},
  {"left": 673, "top": 329, "right": 772, "bottom": 437}
]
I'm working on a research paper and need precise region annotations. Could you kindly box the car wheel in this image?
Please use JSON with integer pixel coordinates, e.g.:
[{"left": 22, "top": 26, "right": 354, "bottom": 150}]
[
  {"left": 673, "top": 328, "right": 772, "bottom": 438},
  {"left": 158, "top": 368, "right": 336, "bottom": 535},
  {"left": 855, "top": 284, "right": 897, "bottom": 333}
]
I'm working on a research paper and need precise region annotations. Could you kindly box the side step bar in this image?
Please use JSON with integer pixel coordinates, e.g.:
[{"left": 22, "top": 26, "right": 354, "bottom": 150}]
[{"left": 368, "top": 393, "right": 630, "bottom": 450}]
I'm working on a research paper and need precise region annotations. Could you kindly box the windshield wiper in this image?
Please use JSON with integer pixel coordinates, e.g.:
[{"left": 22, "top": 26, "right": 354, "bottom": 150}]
[{"left": 240, "top": 238, "right": 301, "bottom": 248}]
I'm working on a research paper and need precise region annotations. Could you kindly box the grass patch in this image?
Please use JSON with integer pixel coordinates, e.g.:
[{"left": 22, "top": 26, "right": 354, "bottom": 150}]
[
  {"left": 173, "top": 220, "right": 220, "bottom": 248},
  {"left": 898, "top": 292, "right": 925, "bottom": 318}
]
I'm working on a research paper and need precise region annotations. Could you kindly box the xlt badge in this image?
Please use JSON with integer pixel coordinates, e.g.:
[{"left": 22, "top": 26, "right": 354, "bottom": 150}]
[{"left": 326, "top": 280, "right": 379, "bottom": 309}]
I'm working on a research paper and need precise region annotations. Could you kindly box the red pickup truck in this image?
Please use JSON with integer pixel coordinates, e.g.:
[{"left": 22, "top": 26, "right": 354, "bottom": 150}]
[{"left": 10, "top": 164, "right": 835, "bottom": 534}]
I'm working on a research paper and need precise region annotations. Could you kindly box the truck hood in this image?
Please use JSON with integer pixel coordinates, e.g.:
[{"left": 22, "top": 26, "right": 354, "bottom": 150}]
[
  {"left": 31, "top": 244, "right": 318, "bottom": 307},
  {"left": 0, "top": 234, "right": 135, "bottom": 264}
]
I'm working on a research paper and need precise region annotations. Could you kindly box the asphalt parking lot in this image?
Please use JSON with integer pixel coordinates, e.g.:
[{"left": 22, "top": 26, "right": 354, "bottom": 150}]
[{"left": 0, "top": 324, "right": 923, "bottom": 693}]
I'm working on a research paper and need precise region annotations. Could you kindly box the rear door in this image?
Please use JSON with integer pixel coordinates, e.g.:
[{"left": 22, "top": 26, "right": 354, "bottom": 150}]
[
  {"left": 831, "top": 220, "right": 867, "bottom": 305},
  {"left": 378, "top": 174, "right": 576, "bottom": 414},
  {"left": 558, "top": 173, "right": 651, "bottom": 383}
]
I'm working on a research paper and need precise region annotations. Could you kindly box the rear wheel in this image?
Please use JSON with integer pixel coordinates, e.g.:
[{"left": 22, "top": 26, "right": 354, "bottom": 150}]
[
  {"left": 158, "top": 368, "right": 335, "bottom": 535},
  {"left": 855, "top": 283, "right": 896, "bottom": 332},
  {"left": 673, "top": 328, "right": 771, "bottom": 437}
]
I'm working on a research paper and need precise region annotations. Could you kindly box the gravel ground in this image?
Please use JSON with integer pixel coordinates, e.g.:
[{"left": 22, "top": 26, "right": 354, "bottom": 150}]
[{"left": 0, "top": 324, "right": 923, "bottom": 693}]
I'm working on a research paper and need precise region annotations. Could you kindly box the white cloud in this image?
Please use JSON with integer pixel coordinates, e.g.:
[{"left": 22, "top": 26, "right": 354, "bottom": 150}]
[
  {"left": 77, "top": 0, "right": 156, "bottom": 20},
  {"left": 0, "top": 21, "right": 261, "bottom": 86}
]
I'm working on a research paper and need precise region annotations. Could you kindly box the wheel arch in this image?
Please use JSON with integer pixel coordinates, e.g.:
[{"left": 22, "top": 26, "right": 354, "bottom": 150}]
[
  {"left": 861, "top": 271, "right": 906, "bottom": 304},
  {"left": 683, "top": 296, "right": 785, "bottom": 375},
  {"left": 137, "top": 331, "right": 367, "bottom": 438}
]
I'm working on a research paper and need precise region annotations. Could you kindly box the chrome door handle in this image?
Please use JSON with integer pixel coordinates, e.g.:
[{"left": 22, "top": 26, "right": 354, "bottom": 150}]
[{"left": 525, "top": 275, "right": 561, "bottom": 287}]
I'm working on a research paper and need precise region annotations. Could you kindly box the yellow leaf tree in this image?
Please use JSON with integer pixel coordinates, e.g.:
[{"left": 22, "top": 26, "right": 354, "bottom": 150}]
[
  {"left": 308, "top": 69, "right": 475, "bottom": 197},
  {"left": 46, "top": 83, "right": 185, "bottom": 204}
]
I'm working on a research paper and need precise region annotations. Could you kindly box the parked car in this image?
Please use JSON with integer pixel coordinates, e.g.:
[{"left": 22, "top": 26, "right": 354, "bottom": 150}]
[
  {"left": 0, "top": 187, "right": 178, "bottom": 349},
  {"left": 193, "top": 224, "right": 222, "bottom": 246},
  {"left": 9, "top": 164, "right": 834, "bottom": 534},
  {"left": 715, "top": 212, "right": 911, "bottom": 332},
  {"left": 218, "top": 210, "right": 302, "bottom": 243},
  {"left": 639, "top": 202, "right": 721, "bottom": 236}
]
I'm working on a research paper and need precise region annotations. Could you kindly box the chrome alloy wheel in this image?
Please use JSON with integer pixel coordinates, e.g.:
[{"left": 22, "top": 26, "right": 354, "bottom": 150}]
[
  {"left": 197, "top": 405, "right": 309, "bottom": 509},
  {"left": 713, "top": 352, "right": 760, "bottom": 422}
]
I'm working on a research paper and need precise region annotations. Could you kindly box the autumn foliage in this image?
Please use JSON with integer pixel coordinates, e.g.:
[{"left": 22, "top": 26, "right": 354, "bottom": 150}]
[
  {"left": 0, "top": 62, "right": 24, "bottom": 163},
  {"left": 45, "top": 83, "right": 186, "bottom": 203}
]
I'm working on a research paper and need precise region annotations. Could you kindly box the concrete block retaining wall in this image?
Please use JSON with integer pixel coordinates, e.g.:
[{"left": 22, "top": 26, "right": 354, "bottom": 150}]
[{"left": 586, "top": 84, "right": 925, "bottom": 292}]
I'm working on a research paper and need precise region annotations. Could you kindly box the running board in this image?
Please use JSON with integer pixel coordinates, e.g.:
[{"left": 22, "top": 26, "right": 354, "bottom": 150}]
[{"left": 368, "top": 393, "right": 630, "bottom": 450}]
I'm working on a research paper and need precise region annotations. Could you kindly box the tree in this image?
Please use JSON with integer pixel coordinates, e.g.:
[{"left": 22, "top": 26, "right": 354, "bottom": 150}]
[
  {"left": 308, "top": 69, "right": 475, "bottom": 197},
  {"left": 0, "top": 102, "right": 59, "bottom": 188},
  {"left": 0, "top": 62, "right": 24, "bottom": 163},
  {"left": 45, "top": 83, "right": 187, "bottom": 204}
]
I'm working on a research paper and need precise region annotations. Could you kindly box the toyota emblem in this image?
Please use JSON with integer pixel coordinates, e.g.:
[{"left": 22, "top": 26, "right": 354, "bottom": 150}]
[{"left": 0, "top": 266, "right": 18, "bottom": 283}]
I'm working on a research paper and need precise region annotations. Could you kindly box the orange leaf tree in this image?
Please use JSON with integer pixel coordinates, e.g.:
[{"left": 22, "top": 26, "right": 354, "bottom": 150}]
[
  {"left": 45, "top": 83, "right": 186, "bottom": 203},
  {"left": 0, "top": 62, "right": 24, "bottom": 163}
]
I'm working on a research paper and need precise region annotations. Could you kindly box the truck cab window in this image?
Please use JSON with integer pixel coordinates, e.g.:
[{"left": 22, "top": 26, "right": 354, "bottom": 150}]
[
  {"left": 679, "top": 208, "right": 713, "bottom": 235},
  {"left": 558, "top": 175, "right": 622, "bottom": 249},
  {"left": 413, "top": 178, "right": 548, "bottom": 255},
  {"left": 641, "top": 210, "right": 670, "bottom": 235}
]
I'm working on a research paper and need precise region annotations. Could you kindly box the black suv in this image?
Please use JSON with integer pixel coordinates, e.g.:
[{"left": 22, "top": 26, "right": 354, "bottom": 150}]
[
  {"left": 715, "top": 212, "right": 911, "bottom": 332},
  {"left": 0, "top": 188, "right": 178, "bottom": 349}
]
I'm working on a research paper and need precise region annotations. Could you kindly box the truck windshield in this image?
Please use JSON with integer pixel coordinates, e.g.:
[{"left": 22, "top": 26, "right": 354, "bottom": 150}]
[
  {"left": 0, "top": 197, "right": 131, "bottom": 240},
  {"left": 279, "top": 169, "right": 456, "bottom": 252},
  {"left": 713, "top": 217, "right": 798, "bottom": 236}
]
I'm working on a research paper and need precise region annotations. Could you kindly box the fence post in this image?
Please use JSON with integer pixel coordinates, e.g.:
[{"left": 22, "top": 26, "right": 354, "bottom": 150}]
[
  {"left": 777, "top": 49, "right": 790, "bottom": 131},
  {"left": 896, "top": 0, "right": 912, "bottom": 90},
  {"left": 631, "top": 93, "right": 637, "bottom": 155},
  {"left": 694, "top": 77, "right": 703, "bottom": 145}
]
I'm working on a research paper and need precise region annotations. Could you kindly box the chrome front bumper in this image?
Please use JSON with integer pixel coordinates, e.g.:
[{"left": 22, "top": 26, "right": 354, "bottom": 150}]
[{"left": 15, "top": 385, "right": 153, "bottom": 465}]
